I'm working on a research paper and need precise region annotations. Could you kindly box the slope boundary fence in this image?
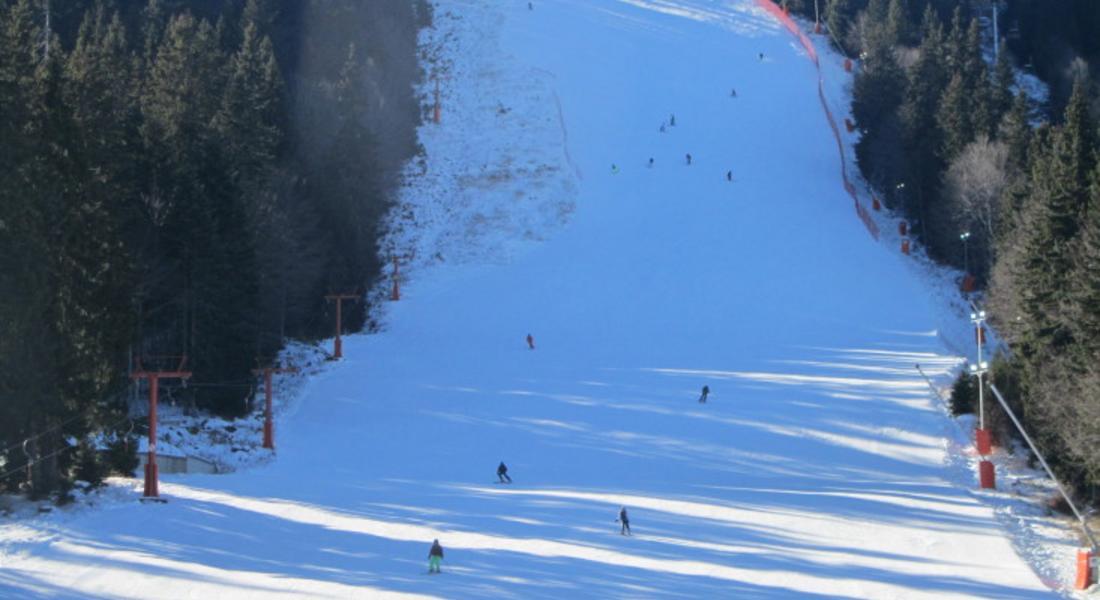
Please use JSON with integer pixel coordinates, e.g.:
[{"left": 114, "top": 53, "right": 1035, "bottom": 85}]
[{"left": 755, "top": 0, "right": 879, "bottom": 241}]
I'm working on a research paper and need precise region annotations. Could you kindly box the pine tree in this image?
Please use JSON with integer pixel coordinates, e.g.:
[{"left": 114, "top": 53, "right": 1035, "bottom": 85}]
[
  {"left": 1001, "top": 91, "right": 1032, "bottom": 172},
  {"left": 60, "top": 6, "right": 139, "bottom": 443},
  {"left": 937, "top": 71, "right": 974, "bottom": 161},
  {"left": 825, "top": 0, "right": 859, "bottom": 55},
  {"left": 1060, "top": 75, "right": 1096, "bottom": 199},
  {"left": 898, "top": 7, "right": 947, "bottom": 229},
  {"left": 1069, "top": 160, "right": 1100, "bottom": 366},
  {"left": 216, "top": 20, "right": 282, "bottom": 190},
  {"left": 852, "top": 13, "right": 905, "bottom": 131},
  {"left": 141, "top": 13, "right": 259, "bottom": 416},
  {"left": 1014, "top": 118, "right": 1085, "bottom": 370},
  {"left": 963, "top": 18, "right": 993, "bottom": 138},
  {"left": 885, "top": 0, "right": 908, "bottom": 46},
  {"left": 944, "top": 7, "right": 966, "bottom": 74},
  {"left": 990, "top": 40, "right": 1015, "bottom": 126},
  {"left": 242, "top": 0, "right": 278, "bottom": 36}
]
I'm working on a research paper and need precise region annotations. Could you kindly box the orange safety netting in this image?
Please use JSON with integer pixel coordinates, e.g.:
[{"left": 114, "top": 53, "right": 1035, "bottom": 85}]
[{"left": 756, "top": 0, "right": 879, "bottom": 240}]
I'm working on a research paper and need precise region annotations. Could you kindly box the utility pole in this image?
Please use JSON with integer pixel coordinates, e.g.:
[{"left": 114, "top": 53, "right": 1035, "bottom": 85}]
[
  {"left": 253, "top": 364, "right": 299, "bottom": 450},
  {"left": 131, "top": 356, "right": 192, "bottom": 501},
  {"left": 391, "top": 256, "right": 401, "bottom": 301},
  {"left": 433, "top": 75, "right": 441, "bottom": 124},
  {"left": 325, "top": 293, "right": 359, "bottom": 359}
]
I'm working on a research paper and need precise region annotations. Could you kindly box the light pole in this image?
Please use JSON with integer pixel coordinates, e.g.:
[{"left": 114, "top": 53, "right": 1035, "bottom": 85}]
[
  {"left": 969, "top": 360, "right": 988, "bottom": 431},
  {"left": 970, "top": 309, "right": 987, "bottom": 428},
  {"left": 960, "top": 231, "right": 971, "bottom": 274},
  {"left": 970, "top": 358, "right": 995, "bottom": 489}
]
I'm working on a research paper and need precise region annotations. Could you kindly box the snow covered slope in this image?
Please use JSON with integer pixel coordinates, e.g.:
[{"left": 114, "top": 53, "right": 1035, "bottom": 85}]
[{"left": 0, "top": 1, "right": 1079, "bottom": 598}]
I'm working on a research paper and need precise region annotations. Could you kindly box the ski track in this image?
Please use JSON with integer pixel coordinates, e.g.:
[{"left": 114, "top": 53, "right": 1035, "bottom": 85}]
[{"left": 0, "top": 1, "right": 1085, "bottom": 598}]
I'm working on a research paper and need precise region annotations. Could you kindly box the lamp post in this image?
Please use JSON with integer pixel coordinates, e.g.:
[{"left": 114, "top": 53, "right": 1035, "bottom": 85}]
[
  {"left": 970, "top": 358, "right": 995, "bottom": 489},
  {"left": 970, "top": 309, "right": 987, "bottom": 429},
  {"left": 960, "top": 231, "right": 971, "bottom": 274},
  {"left": 969, "top": 360, "right": 988, "bottom": 431}
]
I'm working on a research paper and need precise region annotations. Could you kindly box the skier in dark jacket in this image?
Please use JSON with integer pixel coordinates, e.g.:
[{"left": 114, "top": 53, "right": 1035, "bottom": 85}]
[
  {"left": 428, "top": 539, "right": 444, "bottom": 573},
  {"left": 497, "top": 461, "right": 512, "bottom": 483},
  {"left": 617, "top": 507, "right": 631, "bottom": 535},
  {"left": 685, "top": 153, "right": 692, "bottom": 165},
  {"left": 699, "top": 385, "right": 710, "bottom": 403}
]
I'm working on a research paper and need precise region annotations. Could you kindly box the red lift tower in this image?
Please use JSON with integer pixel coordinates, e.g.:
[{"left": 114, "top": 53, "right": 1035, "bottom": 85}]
[
  {"left": 391, "top": 256, "right": 401, "bottom": 301},
  {"left": 325, "top": 293, "right": 359, "bottom": 359},
  {"left": 253, "top": 364, "right": 299, "bottom": 450},
  {"left": 131, "top": 356, "right": 192, "bottom": 501}
]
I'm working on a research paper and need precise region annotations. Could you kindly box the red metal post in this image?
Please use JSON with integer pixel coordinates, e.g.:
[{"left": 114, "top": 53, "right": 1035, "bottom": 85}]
[
  {"left": 253, "top": 365, "right": 299, "bottom": 450},
  {"left": 145, "top": 373, "right": 159, "bottom": 498},
  {"left": 391, "top": 256, "right": 401, "bottom": 301},
  {"left": 325, "top": 294, "right": 359, "bottom": 359},
  {"left": 132, "top": 358, "right": 191, "bottom": 500},
  {"left": 433, "top": 77, "right": 441, "bottom": 124},
  {"left": 979, "top": 460, "right": 995, "bottom": 489},
  {"left": 263, "top": 370, "right": 274, "bottom": 449},
  {"left": 1077, "top": 548, "right": 1094, "bottom": 590},
  {"left": 976, "top": 428, "right": 992, "bottom": 455},
  {"left": 334, "top": 299, "right": 343, "bottom": 358}
]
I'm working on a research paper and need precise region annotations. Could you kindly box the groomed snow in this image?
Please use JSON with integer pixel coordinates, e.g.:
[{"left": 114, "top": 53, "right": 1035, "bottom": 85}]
[{"left": 0, "top": 1, "right": 1082, "bottom": 598}]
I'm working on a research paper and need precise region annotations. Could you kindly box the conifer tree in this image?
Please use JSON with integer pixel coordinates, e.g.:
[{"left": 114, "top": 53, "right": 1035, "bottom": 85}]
[
  {"left": 885, "top": 0, "right": 908, "bottom": 46},
  {"left": 898, "top": 6, "right": 947, "bottom": 228},
  {"left": 1069, "top": 160, "right": 1100, "bottom": 366},
  {"left": 990, "top": 40, "right": 1015, "bottom": 125},
  {"left": 937, "top": 71, "right": 974, "bottom": 161}
]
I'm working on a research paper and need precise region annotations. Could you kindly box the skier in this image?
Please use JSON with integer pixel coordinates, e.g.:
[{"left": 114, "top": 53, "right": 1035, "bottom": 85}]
[
  {"left": 685, "top": 153, "right": 692, "bottom": 165},
  {"left": 669, "top": 114, "right": 676, "bottom": 126},
  {"left": 758, "top": 52, "right": 764, "bottom": 61},
  {"left": 648, "top": 157, "right": 654, "bottom": 168},
  {"left": 699, "top": 385, "right": 710, "bottom": 403},
  {"left": 526, "top": 333, "right": 535, "bottom": 350},
  {"left": 497, "top": 461, "right": 512, "bottom": 483},
  {"left": 659, "top": 122, "right": 666, "bottom": 133},
  {"left": 617, "top": 507, "right": 631, "bottom": 535},
  {"left": 528, "top": 1, "right": 533, "bottom": 9},
  {"left": 731, "top": 88, "right": 737, "bottom": 98},
  {"left": 428, "top": 539, "right": 444, "bottom": 573},
  {"left": 726, "top": 170, "right": 732, "bottom": 182},
  {"left": 611, "top": 163, "right": 619, "bottom": 174}
]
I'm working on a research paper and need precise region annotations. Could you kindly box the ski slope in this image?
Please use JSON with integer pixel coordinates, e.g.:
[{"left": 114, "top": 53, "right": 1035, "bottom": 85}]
[{"left": 0, "top": 1, "right": 1079, "bottom": 598}]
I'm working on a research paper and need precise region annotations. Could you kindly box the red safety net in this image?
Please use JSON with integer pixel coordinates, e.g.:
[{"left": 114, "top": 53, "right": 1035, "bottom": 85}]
[{"left": 756, "top": 0, "right": 879, "bottom": 241}]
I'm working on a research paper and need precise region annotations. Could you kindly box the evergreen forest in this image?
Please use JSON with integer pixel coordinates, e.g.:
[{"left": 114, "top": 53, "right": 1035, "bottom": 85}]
[
  {"left": 784, "top": 0, "right": 1100, "bottom": 504},
  {"left": 0, "top": 0, "right": 429, "bottom": 497}
]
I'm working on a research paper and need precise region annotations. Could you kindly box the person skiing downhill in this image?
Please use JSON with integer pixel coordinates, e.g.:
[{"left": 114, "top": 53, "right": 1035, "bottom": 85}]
[
  {"left": 617, "top": 507, "right": 631, "bottom": 535},
  {"left": 669, "top": 114, "right": 676, "bottom": 126},
  {"left": 526, "top": 334, "right": 535, "bottom": 349},
  {"left": 699, "top": 385, "right": 710, "bottom": 403},
  {"left": 648, "top": 157, "right": 654, "bottom": 168},
  {"left": 497, "top": 461, "right": 512, "bottom": 483},
  {"left": 428, "top": 539, "right": 444, "bottom": 573},
  {"left": 685, "top": 153, "right": 692, "bottom": 165},
  {"left": 726, "top": 170, "right": 732, "bottom": 182}
]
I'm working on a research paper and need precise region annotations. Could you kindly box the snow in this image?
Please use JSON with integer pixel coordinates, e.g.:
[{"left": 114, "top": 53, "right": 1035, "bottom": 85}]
[{"left": 0, "top": 0, "right": 1086, "bottom": 598}]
